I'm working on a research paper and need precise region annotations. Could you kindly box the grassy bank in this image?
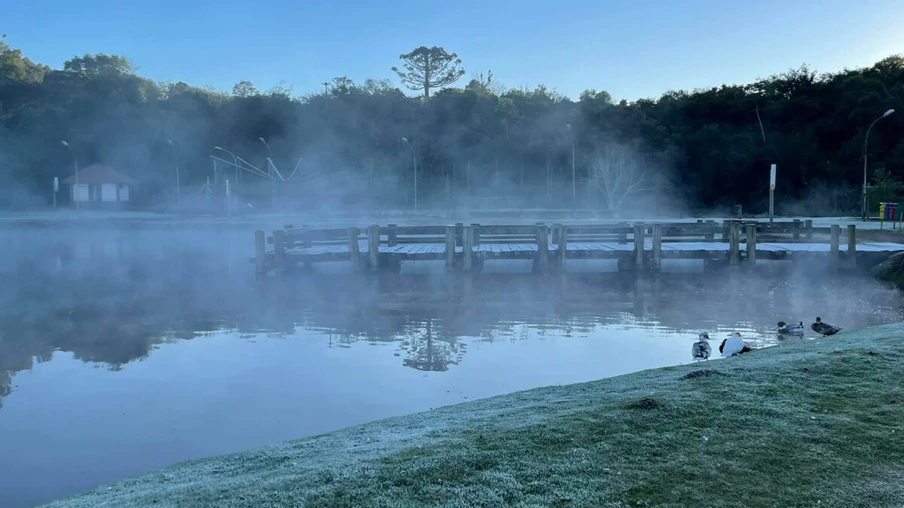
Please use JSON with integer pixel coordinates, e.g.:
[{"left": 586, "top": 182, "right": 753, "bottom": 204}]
[{"left": 45, "top": 325, "right": 904, "bottom": 508}]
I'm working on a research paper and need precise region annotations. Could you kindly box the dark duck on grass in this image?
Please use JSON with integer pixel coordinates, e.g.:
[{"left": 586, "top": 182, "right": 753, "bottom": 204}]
[
  {"left": 692, "top": 333, "right": 712, "bottom": 361},
  {"left": 812, "top": 317, "right": 842, "bottom": 336}
]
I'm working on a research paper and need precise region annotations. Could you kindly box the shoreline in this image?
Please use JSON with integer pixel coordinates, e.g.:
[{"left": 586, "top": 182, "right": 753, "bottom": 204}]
[{"left": 42, "top": 323, "right": 904, "bottom": 507}]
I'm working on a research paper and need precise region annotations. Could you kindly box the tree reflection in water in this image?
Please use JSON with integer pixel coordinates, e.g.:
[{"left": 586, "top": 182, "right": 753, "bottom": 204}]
[{"left": 2, "top": 226, "right": 904, "bottom": 409}]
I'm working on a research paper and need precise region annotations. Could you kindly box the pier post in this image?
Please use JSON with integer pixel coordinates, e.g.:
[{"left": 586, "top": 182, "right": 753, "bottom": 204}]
[
  {"left": 444, "top": 226, "right": 455, "bottom": 271},
  {"left": 347, "top": 227, "right": 360, "bottom": 271},
  {"left": 745, "top": 223, "right": 757, "bottom": 266},
  {"left": 455, "top": 223, "right": 463, "bottom": 247},
  {"left": 847, "top": 224, "right": 857, "bottom": 269},
  {"left": 557, "top": 224, "right": 568, "bottom": 269},
  {"left": 367, "top": 224, "right": 380, "bottom": 270},
  {"left": 618, "top": 222, "right": 628, "bottom": 244},
  {"left": 830, "top": 224, "right": 840, "bottom": 262},
  {"left": 805, "top": 219, "right": 813, "bottom": 240},
  {"left": 471, "top": 223, "right": 481, "bottom": 246},
  {"left": 254, "top": 230, "right": 266, "bottom": 275},
  {"left": 634, "top": 223, "right": 645, "bottom": 268},
  {"left": 535, "top": 223, "right": 549, "bottom": 272},
  {"left": 793, "top": 219, "right": 801, "bottom": 240},
  {"left": 387, "top": 224, "right": 398, "bottom": 246},
  {"left": 273, "top": 229, "right": 286, "bottom": 274},
  {"left": 462, "top": 225, "right": 474, "bottom": 271},
  {"left": 705, "top": 220, "right": 716, "bottom": 242},
  {"left": 729, "top": 222, "right": 740, "bottom": 265},
  {"left": 652, "top": 224, "right": 662, "bottom": 271}
]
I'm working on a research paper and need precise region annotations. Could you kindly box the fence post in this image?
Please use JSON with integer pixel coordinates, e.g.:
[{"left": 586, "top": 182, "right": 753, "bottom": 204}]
[
  {"left": 387, "top": 224, "right": 398, "bottom": 246},
  {"left": 804, "top": 219, "right": 813, "bottom": 240}
]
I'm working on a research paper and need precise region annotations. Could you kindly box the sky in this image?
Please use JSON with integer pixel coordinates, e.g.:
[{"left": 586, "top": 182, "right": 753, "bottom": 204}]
[{"left": 3, "top": 0, "right": 903, "bottom": 101}]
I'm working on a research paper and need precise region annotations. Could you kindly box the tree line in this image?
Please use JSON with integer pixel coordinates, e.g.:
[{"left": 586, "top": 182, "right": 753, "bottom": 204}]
[{"left": 1, "top": 37, "right": 902, "bottom": 215}]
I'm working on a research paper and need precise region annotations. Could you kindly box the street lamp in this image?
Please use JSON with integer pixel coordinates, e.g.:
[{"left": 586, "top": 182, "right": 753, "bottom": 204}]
[
  {"left": 214, "top": 146, "right": 238, "bottom": 189},
  {"left": 402, "top": 137, "right": 417, "bottom": 211},
  {"left": 862, "top": 108, "right": 895, "bottom": 221},
  {"left": 260, "top": 138, "right": 276, "bottom": 209},
  {"left": 167, "top": 140, "right": 180, "bottom": 204},
  {"left": 566, "top": 124, "right": 576, "bottom": 207},
  {"left": 61, "top": 140, "right": 79, "bottom": 210}
]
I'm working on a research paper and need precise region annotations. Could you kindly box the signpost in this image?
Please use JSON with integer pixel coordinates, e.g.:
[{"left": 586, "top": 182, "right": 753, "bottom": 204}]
[{"left": 769, "top": 164, "right": 776, "bottom": 222}]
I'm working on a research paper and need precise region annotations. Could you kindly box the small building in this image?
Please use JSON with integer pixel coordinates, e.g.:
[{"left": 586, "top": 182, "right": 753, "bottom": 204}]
[{"left": 63, "top": 164, "right": 137, "bottom": 207}]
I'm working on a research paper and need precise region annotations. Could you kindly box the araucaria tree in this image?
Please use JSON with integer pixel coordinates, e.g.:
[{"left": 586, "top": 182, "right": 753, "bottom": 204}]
[{"left": 392, "top": 46, "right": 466, "bottom": 99}]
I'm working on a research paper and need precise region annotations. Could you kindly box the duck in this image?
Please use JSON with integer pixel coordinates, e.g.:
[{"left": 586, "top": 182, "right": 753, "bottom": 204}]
[
  {"left": 811, "top": 317, "right": 842, "bottom": 337},
  {"left": 777, "top": 321, "right": 805, "bottom": 336},
  {"left": 692, "top": 333, "right": 712, "bottom": 361},
  {"left": 719, "top": 332, "right": 753, "bottom": 357}
]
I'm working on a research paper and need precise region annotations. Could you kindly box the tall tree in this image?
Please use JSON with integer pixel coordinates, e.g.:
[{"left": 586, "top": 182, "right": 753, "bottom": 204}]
[{"left": 392, "top": 46, "right": 466, "bottom": 99}]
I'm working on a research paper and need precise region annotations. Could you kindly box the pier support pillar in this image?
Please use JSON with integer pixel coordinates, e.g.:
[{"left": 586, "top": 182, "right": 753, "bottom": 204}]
[
  {"left": 367, "top": 224, "right": 380, "bottom": 270},
  {"left": 729, "top": 222, "right": 741, "bottom": 266},
  {"left": 462, "top": 225, "right": 474, "bottom": 271},
  {"left": 254, "top": 230, "right": 266, "bottom": 275},
  {"left": 347, "top": 227, "right": 361, "bottom": 271},
  {"left": 444, "top": 226, "right": 455, "bottom": 271},
  {"left": 652, "top": 224, "right": 662, "bottom": 271},
  {"left": 273, "top": 229, "right": 286, "bottom": 274},
  {"left": 847, "top": 224, "right": 857, "bottom": 269},
  {"left": 634, "top": 223, "right": 645, "bottom": 269},
  {"left": 534, "top": 223, "right": 549, "bottom": 272},
  {"left": 745, "top": 223, "right": 757, "bottom": 266},
  {"left": 556, "top": 224, "right": 567, "bottom": 269}
]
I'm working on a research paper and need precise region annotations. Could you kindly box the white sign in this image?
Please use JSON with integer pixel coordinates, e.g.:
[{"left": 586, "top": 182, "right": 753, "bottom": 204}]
[
  {"left": 53, "top": 177, "right": 59, "bottom": 192},
  {"left": 769, "top": 164, "right": 776, "bottom": 190}
]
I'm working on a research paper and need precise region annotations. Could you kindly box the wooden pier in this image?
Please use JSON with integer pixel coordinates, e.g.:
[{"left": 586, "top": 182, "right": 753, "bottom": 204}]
[{"left": 251, "top": 219, "right": 904, "bottom": 275}]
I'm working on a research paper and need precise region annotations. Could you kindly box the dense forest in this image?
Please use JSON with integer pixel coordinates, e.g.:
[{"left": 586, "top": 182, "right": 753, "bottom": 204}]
[{"left": 0, "top": 37, "right": 902, "bottom": 216}]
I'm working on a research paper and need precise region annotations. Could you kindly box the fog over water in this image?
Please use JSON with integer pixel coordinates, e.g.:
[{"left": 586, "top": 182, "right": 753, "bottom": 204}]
[{"left": 1, "top": 225, "right": 901, "bottom": 508}]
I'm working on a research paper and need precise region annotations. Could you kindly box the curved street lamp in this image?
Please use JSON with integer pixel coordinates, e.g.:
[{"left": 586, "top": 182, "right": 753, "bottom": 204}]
[
  {"left": 862, "top": 108, "right": 895, "bottom": 221},
  {"left": 214, "top": 146, "right": 239, "bottom": 189}
]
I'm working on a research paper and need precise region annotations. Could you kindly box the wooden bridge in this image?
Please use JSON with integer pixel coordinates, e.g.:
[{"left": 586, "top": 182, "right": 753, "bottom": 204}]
[{"left": 252, "top": 219, "right": 904, "bottom": 275}]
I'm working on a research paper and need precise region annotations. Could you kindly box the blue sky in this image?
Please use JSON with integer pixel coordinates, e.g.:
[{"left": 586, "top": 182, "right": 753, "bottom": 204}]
[{"left": 4, "top": 0, "right": 903, "bottom": 101}]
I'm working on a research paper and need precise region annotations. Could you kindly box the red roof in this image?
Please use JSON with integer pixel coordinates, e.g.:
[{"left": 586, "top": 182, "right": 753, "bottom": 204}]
[{"left": 62, "top": 164, "right": 138, "bottom": 185}]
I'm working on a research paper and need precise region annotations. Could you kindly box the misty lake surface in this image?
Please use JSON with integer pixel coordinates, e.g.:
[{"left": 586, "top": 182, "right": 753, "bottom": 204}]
[{"left": 2, "top": 225, "right": 903, "bottom": 508}]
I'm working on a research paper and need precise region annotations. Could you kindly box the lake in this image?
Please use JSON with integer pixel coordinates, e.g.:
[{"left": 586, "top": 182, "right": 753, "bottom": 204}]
[{"left": 1, "top": 226, "right": 902, "bottom": 508}]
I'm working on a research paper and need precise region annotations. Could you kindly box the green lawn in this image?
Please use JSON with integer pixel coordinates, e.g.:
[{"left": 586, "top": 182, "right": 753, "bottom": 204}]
[{"left": 44, "top": 324, "right": 904, "bottom": 508}]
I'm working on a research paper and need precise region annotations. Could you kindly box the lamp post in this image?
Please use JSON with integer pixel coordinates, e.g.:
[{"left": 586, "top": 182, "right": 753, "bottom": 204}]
[
  {"left": 402, "top": 137, "right": 417, "bottom": 211},
  {"left": 61, "top": 140, "right": 79, "bottom": 210},
  {"left": 862, "top": 109, "right": 895, "bottom": 221},
  {"left": 214, "top": 146, "right": 238, "bottom": 189},
  {"left": 260, "top": 138, "right": 276, "bottom": 210},
  {"left": 167, "top": 140, "right": 180, "bottom": 205},
  {"left": 566, "top": 124, "right": 576, "bottom": 208}
]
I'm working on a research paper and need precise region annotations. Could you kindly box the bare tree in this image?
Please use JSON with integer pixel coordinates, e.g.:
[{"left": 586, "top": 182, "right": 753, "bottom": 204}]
[
  {"left": 588, "top": 144, "right": 655, "bottom": 211},
  {"left": 392, "top": 46, "right": 466, "bottom": 99}
]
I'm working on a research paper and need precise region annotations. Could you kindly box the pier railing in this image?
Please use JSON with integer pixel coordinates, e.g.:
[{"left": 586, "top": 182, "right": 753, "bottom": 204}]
[{"left": 253, "top": 219, "right": 900, "bottom": 275}]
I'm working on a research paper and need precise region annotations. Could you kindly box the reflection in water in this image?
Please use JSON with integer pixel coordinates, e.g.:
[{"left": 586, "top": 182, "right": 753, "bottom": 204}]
[{"left": 1, "top": 227, "right": 904, "bottom": 507}]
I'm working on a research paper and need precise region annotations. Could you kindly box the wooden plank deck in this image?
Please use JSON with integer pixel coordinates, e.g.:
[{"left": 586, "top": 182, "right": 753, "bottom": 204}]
[{"left": 286, "top": 240, "right": 904, "bottom": 256}]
